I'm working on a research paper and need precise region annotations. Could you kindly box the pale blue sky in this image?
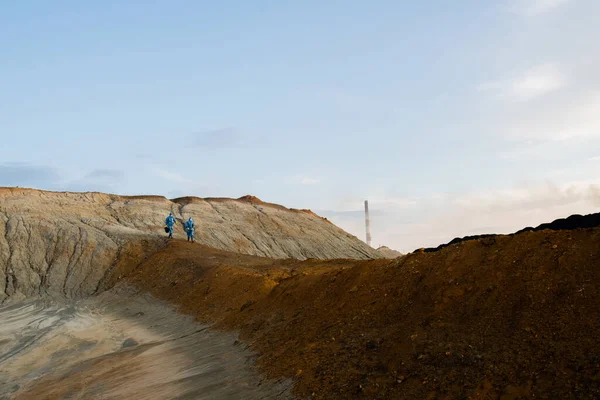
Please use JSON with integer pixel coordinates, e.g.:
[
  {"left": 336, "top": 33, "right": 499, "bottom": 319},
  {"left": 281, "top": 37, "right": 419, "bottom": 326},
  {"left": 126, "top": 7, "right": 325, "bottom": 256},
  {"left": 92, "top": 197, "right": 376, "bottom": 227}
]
[{"left": 1, "top": 0, "right": 599, "bottom": 252}]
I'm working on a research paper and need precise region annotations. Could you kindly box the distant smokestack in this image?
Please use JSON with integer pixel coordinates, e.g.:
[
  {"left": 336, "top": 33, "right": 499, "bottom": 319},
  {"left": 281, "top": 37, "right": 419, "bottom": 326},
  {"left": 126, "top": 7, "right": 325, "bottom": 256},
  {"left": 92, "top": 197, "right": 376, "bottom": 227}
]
[{"left": 364, "top": 200, "right": 372, "bottom": 247}]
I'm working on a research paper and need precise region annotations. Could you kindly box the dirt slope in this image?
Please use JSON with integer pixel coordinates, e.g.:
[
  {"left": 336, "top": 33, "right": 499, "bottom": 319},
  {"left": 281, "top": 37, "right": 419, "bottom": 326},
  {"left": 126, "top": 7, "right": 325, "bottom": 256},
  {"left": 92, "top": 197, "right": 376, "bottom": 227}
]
[
  {"left": 125, "top": 227, "right": 600, "bottom": 399},
  {"left": 0, "top": 187, "right": 380, "bottom": 302}
]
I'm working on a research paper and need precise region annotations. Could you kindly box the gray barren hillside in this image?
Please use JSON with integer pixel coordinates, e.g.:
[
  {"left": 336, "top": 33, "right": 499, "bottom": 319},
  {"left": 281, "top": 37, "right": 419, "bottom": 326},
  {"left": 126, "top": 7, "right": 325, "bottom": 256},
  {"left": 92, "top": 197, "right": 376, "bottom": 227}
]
[
  {"left": 0, "top": 188, "right": 380, "bottom": 302},
  {"left": 375, "top": 245, "right": 403, "bottom": 258}
]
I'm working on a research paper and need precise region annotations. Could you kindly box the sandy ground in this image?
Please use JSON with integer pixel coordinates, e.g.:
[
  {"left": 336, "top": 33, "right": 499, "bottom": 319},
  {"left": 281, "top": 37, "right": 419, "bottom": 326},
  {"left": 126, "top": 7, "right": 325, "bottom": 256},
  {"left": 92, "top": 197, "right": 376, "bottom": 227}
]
[{"left": 0, "top": 285, "right": 292, "bottom": 400}]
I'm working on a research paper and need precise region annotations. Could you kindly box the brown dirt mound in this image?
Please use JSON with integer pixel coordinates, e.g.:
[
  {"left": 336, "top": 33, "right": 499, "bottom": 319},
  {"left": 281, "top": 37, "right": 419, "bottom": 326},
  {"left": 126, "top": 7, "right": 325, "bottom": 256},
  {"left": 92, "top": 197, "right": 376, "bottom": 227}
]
[
  {"left": 125, "top": 227, "right": 600, "bottom": 399},
  {"left": 238, "top": 194, "right": 264, "bottom": 204}
]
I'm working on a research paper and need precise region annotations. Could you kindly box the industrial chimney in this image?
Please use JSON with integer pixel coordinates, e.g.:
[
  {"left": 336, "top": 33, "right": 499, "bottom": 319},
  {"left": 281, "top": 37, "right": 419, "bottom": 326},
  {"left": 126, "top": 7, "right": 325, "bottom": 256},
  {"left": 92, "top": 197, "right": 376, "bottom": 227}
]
[{"left": 364, "top": 200, "right": 372, "bottom": 247}]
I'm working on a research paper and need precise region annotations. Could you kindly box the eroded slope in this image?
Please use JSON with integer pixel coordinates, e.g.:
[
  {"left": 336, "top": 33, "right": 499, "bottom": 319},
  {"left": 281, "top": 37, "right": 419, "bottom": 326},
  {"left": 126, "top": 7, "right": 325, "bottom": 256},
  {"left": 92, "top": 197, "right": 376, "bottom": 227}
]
[
  {"left": 0, "top": 188, "right": 379, "bottom": 302},
  {"left": 1, "top": 287, "right": 293, "bottom": 399}
]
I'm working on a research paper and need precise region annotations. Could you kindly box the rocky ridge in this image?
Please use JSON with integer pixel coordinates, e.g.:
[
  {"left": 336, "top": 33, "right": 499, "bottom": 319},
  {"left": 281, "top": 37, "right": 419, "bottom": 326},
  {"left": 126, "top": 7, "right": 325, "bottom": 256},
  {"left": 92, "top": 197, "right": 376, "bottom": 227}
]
[{"left": 0, "top": 187, "right": 380, "bottom": 302}]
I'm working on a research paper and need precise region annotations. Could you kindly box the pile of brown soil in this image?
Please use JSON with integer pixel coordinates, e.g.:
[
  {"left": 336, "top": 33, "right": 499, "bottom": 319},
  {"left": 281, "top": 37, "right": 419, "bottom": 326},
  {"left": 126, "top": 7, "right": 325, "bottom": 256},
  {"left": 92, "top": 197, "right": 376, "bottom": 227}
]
[{"left": 125, "top": 226, "right": 600, "bottom": 399}]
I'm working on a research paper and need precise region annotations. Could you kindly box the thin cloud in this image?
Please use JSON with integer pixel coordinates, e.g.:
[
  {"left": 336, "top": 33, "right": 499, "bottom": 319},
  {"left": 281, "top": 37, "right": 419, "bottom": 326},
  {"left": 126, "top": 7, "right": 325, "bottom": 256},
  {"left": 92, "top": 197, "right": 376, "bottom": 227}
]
[
  {"left": 0, "top": 163, "right": 60, "bottom": 188},
  {"left": 334, "top": 195, "right": 418, "bottom": 213},
  {"left": 377, "top": 198, "right": 419, "bottom": 209},
  {"left": 497, "top": 138, "right": 564, "bottom": 160},
  {"left": 189, "top": 127, "right": 270, "bottom": 149},
  {"left": 63, "top": 169, "right": 125, "bottom": 193},
  {"left": 135, "top": 153, "right": 157, "bottom": 161},
  {"left": 300, "top": 177, "right": 321, "bottom": 185},
  {"left": 477, "top": 63, "right": 567, "bottom": 102},
  {"left": 516, "top": 0, "right": 571, "bottom": 15},
  {"left": 552, "top": 93, "right": 600, "bottom": 140},
  {"left": 0, "top": 164, "right": 126, "bottom": 193},
  {"left": 451, "top": 181, "right": 600, "bottom": 212},
  {"left": 85, "top": 169, "right": 124, "bottom": 180},
  {"left": 511, "top": 64, "right": 567, "bottom": 100},
  {"left": 153, "top": 168, "right": 192, "bottom": 184},
  {"left": 495, "top": 91, "right": 600, "bottom": 142},
  {"left": 190, "top": 128, "right": 239, "bottom": 148},
  {"left": 285, "top": 175, "right": 322, "bottom": 185}
]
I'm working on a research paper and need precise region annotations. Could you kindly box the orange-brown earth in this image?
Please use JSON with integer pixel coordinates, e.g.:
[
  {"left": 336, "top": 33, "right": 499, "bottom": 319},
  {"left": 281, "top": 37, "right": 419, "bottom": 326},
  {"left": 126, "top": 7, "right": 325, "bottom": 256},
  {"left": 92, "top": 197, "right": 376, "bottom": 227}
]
[{"left": 125, "top": 227, "right": 600, "bottom": 399}]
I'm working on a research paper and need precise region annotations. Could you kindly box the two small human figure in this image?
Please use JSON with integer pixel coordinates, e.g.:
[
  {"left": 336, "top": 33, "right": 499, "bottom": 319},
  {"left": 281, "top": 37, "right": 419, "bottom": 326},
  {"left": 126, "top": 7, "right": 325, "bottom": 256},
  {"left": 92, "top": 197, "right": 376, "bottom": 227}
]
[{"left": 164, "top": 212, "right": 195, "bottom": 242}]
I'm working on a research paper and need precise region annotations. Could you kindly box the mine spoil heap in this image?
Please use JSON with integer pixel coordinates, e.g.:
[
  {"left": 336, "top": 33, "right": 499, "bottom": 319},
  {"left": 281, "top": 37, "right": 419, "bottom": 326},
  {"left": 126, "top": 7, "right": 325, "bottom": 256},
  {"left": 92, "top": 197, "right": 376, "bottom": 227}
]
[
  {"left": 0, "top": 187, "right": 380, "bottom": 302},
  {"left": 1, "top": 187, "right": 599, "bottom": 399}
]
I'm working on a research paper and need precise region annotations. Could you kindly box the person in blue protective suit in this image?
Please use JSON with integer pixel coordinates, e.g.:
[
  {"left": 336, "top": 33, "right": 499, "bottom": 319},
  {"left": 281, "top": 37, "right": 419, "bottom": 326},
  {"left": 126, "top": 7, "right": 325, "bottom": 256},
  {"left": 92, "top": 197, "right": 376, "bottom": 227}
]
[
  {"left": 165, "top": 212, "right": 176, "bottom": 238},
  {"left": 184, "top": 217, "right": 195, "bottom": 242}
]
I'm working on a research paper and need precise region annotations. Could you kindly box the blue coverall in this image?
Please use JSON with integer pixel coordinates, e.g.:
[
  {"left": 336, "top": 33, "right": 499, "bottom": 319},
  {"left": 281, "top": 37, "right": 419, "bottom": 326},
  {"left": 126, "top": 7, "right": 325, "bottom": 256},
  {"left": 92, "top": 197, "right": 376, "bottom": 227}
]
[
  {"left": 165, "top": 213, "right": 176, "bottom": 238},
  {"left": 184, "top": 218, "right": 195, "bottom": 242}
]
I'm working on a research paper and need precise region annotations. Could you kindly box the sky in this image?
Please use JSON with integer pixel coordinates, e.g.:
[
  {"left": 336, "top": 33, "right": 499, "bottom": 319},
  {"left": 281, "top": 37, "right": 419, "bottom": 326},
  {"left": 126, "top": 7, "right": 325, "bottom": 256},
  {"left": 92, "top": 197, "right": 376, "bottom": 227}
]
[{"left": 1, "top": 0, "right": 599, "bottom": 253}]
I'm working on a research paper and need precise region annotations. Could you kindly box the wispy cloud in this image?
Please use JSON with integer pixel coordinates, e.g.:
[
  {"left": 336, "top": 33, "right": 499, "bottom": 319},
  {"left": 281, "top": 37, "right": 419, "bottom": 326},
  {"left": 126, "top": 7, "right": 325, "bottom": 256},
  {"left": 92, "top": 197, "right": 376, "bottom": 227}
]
[
  {"left": 153, "top": 168, "right": 192, "bottom": 184},
  {"left": 135, "top": 153, "right": 157, "bottom": 161},
  {"left": 64, "top": 169, "right": 125, "bottom": 193},
  {"left": 551, "top": 94, "right": 600, "bottom": 140},
  {"left": 333, "top": 194, "right": 418, "bottom": 213},
  {"left": 285, "top": 175, "right": 322, "bottom": 185},
  {"left": 190, "top": 128, "right": 241, "bottom": 149},
  {"left": 0, "top": 163, "right": 60, "bottom": 189},
  {"left": 189, "top": 127, "right": 269, "bottom": 149},
  {"left": 511, "top": 64, "right": 567, "bottom": 100},
  {"left": 477, "top": 63, "right": 567, "bottom": 102},
  {"left": 0, "top": 164, "right": 128, "bottom": 193},
  {"left": 452, "top": 181, "right": 600, "bottom": 211},
  {"left": 85, "top": 169, "right": 124, "bottom": 180},
  {"left": 516, "top": 0, "right": 572, "bottom": 15},
  {"left": 494, "top": 91, "right": 600, "bottom": 142},
  {"left": 300, "top": 177, "right": 321, "bottom": 185}
]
